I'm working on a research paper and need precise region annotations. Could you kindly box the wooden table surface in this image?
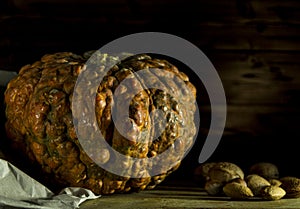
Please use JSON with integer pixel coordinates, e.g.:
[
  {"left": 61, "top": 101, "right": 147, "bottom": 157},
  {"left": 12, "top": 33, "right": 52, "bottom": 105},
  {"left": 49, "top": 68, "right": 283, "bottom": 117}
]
[{"left": 80, "top": 185, "right": 300, "bottom": 209}]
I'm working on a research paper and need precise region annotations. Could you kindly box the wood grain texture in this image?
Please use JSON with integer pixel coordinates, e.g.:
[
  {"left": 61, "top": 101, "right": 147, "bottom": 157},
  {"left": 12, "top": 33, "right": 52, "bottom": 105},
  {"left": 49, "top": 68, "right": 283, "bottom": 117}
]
[
  {"left": 80, "top": 185, "right": 300, "bottom": 209},
  {"left": 0, "top": 0, "right": 300, "bottom": 180}
]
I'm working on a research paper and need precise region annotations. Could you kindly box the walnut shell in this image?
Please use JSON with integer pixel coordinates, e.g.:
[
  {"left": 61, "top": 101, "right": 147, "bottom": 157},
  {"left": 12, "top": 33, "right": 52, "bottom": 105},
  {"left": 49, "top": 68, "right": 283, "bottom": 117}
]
[
  {"left": 229, "top": 178, "right": 247, "bottom": 187},
  {"left": 223, "top": 181, "right": 254, "bottom": 199},
  {"left": 269, "top": 179, "right": 282, "bottom": 187},
  {"left": 249, "top": 162, "right": 279, "bottom": 180},
  {"left": 280, "top": 177, "right": 300, "bottom": 198},
  {"left": 208, "top": 162, "right": 244, "bottom": 183},
  {"left": 194, "top": 162, "right": 217, "bottom": 185},
  {"left": 246, "top": 174, "right": 271, "bottom": 196},
  {"left": 261, "top": 185, "right": 286, "bottom": 200},
  {"left": 204, "top": 180, "right": 224, "bottom": 196}
]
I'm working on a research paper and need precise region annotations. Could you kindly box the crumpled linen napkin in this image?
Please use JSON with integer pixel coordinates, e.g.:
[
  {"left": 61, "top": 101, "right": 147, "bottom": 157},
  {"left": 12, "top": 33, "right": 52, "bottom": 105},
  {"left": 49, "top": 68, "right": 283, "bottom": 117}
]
[{"left": 0, "top": 159, "right": 100, "bottom": 209}]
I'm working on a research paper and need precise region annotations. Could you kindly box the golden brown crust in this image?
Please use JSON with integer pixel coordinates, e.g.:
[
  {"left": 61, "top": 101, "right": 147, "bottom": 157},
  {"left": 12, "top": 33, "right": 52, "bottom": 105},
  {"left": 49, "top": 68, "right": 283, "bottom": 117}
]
[{"left": 4, "top": 52, "right": 197, "bottom": 194}]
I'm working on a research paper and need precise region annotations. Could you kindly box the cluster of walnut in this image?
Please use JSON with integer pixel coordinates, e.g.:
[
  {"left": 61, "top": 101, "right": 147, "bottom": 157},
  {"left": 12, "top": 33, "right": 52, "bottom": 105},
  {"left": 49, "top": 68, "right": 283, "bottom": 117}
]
[{"left": 194, "top": 162, "right": 300, "bottom": 200}]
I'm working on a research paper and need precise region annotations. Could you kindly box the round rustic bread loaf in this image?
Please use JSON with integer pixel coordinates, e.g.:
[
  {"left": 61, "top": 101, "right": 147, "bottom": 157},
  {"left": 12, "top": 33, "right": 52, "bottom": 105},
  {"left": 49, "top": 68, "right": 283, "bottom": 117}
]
[{"left": 4, "top": 51, "right": 197, "bottom": 194}]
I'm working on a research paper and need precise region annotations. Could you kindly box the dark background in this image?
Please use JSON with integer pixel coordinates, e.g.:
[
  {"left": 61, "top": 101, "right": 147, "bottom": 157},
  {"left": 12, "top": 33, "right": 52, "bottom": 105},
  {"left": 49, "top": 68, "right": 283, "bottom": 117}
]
[{"left": 1, "top": 0, "right": 300, "bottom": 185}]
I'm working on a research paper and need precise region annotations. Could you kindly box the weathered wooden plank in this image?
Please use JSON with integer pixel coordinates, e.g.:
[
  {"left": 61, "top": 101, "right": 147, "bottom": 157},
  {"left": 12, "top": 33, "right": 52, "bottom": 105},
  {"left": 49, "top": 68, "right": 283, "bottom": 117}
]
[
  {"left": 1, "top": 17, "right": 299, "bottom": 54},
  {"left": 251, "top": 0, "right": 300, "bottom": 22},
  {"left": 194, "top": 53, "right": 300, "bottom": 133},
  {"left": 207, "top": 37, "right": 300, "bottom": 51},
  {"left": 211, "top": 52, "right": 300, "bottom": 65},
  {"left": 79, "top": 185, "right": 300, "bottom": 209},
  {"left": 6, "top": 0, "right": 300, "bottom": 25},
  {"left": 211, "top": 53, "right": 300, "bottom": 105},
  {"left": 193, "top": 23, "right": 300, "bottom": 38},
  {"left": 225, "top": 104, "right": 300, "bottom": 135}
]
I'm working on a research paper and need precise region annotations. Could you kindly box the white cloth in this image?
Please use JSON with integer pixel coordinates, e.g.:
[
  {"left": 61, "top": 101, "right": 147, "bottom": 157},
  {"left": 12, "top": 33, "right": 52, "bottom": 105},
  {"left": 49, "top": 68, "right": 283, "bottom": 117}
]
[{"left": 0, "top": 159, "right": 100, "bottom": 209}]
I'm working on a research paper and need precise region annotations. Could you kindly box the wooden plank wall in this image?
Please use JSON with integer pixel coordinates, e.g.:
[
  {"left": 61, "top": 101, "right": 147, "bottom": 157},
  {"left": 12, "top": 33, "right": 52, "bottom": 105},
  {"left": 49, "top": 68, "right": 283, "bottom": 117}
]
[{"left": 0, "top": 0, "right": 300, "bottom": 179}]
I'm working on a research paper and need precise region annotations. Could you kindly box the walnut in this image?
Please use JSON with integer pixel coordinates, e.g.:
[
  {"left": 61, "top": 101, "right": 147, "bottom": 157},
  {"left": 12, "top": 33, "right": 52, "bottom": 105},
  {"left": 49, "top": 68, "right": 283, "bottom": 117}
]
[
  {"left": 249, "top": 162, "right": 279, "bottom": 180},
  {"left": 280, "top": 177, "right": 300, "bottom": 198}
]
